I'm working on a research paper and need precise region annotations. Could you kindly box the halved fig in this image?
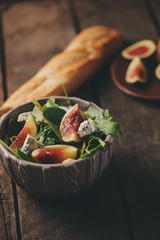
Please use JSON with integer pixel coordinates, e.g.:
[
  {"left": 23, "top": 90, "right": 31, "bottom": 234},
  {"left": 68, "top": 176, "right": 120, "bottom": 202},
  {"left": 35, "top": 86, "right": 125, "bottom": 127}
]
[
  {"left": 122, "top": 40, "right": 156, "bottom": 60},
  {"left": 156, "top": 39, "right": 160, "bottom": 63},
  {"left": 31, "top": 145, "right": 78, "bottom": 164},
  {"left": 125, "top": 56, "right": 147, "bottom": 84},
  {"left": 10, "top": 115, "right": 37, "bottom": 150},
  {"left": 59, "top": 104, "right": 86, "bottom": 143},
  {"left": 155, "top": 64, "right": 160, "bottom": 80}
]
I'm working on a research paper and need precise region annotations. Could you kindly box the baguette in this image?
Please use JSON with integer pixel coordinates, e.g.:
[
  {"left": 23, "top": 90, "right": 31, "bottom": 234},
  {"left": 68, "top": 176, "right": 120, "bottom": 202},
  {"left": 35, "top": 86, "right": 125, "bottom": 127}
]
[{"left": 0, "top": 25, "right": 123, "bottom": 116}]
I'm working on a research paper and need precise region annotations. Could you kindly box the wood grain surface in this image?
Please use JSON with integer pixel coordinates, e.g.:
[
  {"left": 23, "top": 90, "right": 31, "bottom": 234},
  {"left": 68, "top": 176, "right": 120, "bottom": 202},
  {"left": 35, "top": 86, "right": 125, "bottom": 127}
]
[{"left": 0, "top": 0, "right": 160, "bottom": 239}]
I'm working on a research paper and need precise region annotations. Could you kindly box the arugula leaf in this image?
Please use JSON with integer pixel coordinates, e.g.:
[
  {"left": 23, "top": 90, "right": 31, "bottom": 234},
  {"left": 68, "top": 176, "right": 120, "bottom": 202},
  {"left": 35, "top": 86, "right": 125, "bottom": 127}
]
[
  {"left": 103, "top": 109, "right": 110, "bottom": 120},
  {"left": 0, "top": 139, "right": 33, "bottom": 162},
  {"left": 16, "top": 147, "right": 33, "bottom": 162},
  {"left": 80, "top": 141, "right": 86, "bottom": 158},
  {"left": 32, "top": 106, "right": 44, "bottom": 123},
  {"left": 32, "top": 100, "right": 43, "bottom": 111},
  {"left": 62, "top": 84, "right": 72, "bottom": 106},
  {"left": 43, "top": 107, "right": 66, "bottom": 125},
  {"left": 85, "top": 104, "right": 103, "bottom": 120},
  {"left": 45, "top": 120, "right": 62, "bottom": 143},
  {"left": 96, "top": 119, "right": 123, "bottom": 138},
  {"left": 0, "top": 139, "right": 19, "bottom": 157},
  {"left": 10, "top": 137, "right": 33, "bottom": 161},
  {"left": 36, "top": 125, "right": 59, "bottom": 146},
  {"left": 32, "top": 100, "right": 62, "bottom": 142},
  {"left": 80, "top": 136, "right": 106, "bottom": 158},
  {"left": 87, "top": 136, "right": 106, "bottom": 149},
  {"left": 45, "top": 98, "right": 59, "bottom": 108},
  {"left": 8, "top": 118, "right": 22, "bottom": 137},
  {"left": 85, "top": 104, "right": 123, "bottom": 138},
  {"left": 44, "top": 137, "right": 56, "bottom": 146}
]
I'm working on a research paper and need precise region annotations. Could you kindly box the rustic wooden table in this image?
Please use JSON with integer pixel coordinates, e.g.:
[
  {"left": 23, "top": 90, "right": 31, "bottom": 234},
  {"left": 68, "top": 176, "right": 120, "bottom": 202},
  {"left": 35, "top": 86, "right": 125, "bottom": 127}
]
[{"left": 0, "top": 0, "right": 160, "bottom": 239}]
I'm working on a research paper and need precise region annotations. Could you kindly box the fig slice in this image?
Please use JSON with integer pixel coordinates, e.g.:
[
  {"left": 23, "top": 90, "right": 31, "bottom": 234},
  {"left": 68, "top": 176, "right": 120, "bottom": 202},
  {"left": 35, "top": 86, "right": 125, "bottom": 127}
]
[
  {"left": 31, "top": 145, "right": 78, "bottom": 164},
  {"left": 10, "top": 115, "right": 37, "bottom": 150},
  {"left": 59, "top": 104, "right": 86, "bottom": 143},
  {"left": 122, "top": 40, "right": 156, "bottom": 60},
  {"left": 155, "top": 64, "right": 160, "bottom": 80},
  {"left": 125, "top": 56, "right": 147, "bottom": 84}
]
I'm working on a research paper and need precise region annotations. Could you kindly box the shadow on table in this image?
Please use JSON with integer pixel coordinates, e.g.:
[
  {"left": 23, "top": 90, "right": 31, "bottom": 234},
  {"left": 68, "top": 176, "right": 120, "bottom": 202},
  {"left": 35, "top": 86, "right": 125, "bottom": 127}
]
[{"left": 18, "top": 146, "right": 160, "bottom": 239}]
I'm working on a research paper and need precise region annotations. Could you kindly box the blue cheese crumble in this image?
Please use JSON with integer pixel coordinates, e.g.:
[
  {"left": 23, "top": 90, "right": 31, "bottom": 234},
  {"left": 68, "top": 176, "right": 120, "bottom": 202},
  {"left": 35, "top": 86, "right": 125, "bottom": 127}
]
[
  {"left": 78, "top": 119, "right": 98, "bottom": 138},
  {"left": 17, "top": 111, "right": 31, "bottom": 123},
  {"left": 21, "top": 134, "right": 43, "bottom": 155}
]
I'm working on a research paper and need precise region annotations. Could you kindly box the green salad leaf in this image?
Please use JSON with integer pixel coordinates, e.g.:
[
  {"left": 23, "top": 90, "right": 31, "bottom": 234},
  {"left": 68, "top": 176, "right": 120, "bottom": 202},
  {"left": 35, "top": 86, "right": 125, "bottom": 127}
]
[
  {"left": 0, "top": 139, "right": 33, "bottom": 162},
  {"left": 85, "top": 104, "right": 103, "bottom": 120},
  {"left": 36, "top": 125, "right": 59, "bottom": 146},
  {"left": 46, "top": 120, "right": 62, "bottom": 143},
  {"left": 43, "top": 107, "right": 66, "bottom": 125},
  {"left": 44, "top": 98, "right": 59, "bottom": 108},
  {"left": 8, "top": 118, "right": 22, "bottom": 137},
  {"left": 16, "top": 147, "right": 33, "bottom": 162},
  {"left": 32, "top": 100, "right": 43, "bottom": 111},
  {"left": 103, "top": 109, "right": 110, "bottom": 119},
  {"left": 62, "top": 84, "right": 72, "bottom": 106},
  {"left": 32, "top": 100, "right": 62, "bottom": 142},
  {"left": 80, "top": 136, "right": 106, "bottom": 158},
  {"left": 85, "top": 104, "right": 123, "bottom": 138},
  {"left": 96, "top": 119, "right": 123, "bottom": 138},
  {"left": 32, "top": 106, "right": 44, "bottom": 123},
  {"left": 0, "top": 91, "right": 123, "bottom": 164}
]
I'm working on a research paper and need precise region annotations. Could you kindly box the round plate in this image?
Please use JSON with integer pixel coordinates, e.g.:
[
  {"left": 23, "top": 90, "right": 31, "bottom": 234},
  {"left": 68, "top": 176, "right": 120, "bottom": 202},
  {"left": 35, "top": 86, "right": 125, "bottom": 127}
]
[{"left": 110, "top": 55, "right": 160, "bottom": 99}]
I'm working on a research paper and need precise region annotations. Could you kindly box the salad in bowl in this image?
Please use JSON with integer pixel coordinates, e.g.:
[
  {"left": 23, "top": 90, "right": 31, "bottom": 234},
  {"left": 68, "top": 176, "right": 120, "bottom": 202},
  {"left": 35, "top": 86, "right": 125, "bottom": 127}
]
[
  {"left": 0, "top": 93, "right": 122, "bottom": 197},
  {"left": 0, "top": 95, "right": 122, "bottom": 165}
]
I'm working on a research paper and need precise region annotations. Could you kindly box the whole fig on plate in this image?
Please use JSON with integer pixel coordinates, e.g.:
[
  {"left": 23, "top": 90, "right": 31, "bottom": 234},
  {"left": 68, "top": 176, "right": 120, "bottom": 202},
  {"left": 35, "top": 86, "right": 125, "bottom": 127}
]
[
  {"left": 125, "top": 56, "right": 147, "bottom": 84},
  {"left": 122, "top": 40, "right": 156, "bottom": 60}
]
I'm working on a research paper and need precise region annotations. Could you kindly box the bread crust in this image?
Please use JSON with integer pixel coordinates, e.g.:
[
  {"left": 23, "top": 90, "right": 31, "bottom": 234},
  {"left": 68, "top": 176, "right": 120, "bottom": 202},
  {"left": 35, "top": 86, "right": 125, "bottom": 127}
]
[{"left": 0, "top": 25, "right": 123, "bottom": 116}]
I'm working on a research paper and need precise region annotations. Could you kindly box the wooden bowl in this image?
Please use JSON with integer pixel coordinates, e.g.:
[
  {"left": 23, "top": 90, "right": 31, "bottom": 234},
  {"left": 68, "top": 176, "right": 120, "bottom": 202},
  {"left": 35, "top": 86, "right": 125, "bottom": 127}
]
[{"left": 0, "top": 97, "right": 113, "bottom": 198}]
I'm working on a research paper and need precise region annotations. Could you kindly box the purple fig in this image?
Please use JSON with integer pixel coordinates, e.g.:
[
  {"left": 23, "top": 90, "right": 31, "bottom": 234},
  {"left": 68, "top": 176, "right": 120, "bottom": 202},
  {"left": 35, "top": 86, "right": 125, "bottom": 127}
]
[
  {"left": 10, "top": 115, "right": 37, "bottom": 150},
  {"left": 32, "top": 145, "right": 78, "bottom": 164},
  {"left": 60, "top": 104, "right": 86, "bottom": 143}
]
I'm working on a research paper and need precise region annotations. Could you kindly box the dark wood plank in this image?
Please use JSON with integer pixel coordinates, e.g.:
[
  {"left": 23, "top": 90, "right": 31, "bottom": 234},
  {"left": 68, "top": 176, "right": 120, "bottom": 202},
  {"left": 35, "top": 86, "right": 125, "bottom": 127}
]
[
  {"left": 74, "top": 0, "right": 158, "bottom": 42},
  {"left": 2, "top": 1, "right": 130, "bottom": 239},
  {"left": 2, "top": 0, "right": 75, "bottom": 99},
  {"left": 15, "top": 1, "right": 127, "bottom": 238},
  {"left": 0, "top": 10, "right": 6, "bottom": 105},
  {"left": 100, "top": 80, "right": 160, "bottom": 239},
  {"left": 2, "top": 0, "right": 160, "bottom": 240},
  {"left": 0, "top": 162, "right": 18, "bottom": 240},
  {"left": 0, "top": 6, "right": 18, "bottom": 240},
  {"left": 1, "top": 1, "right": 96, "bottom": 239},
  {"left": 0, "top": 183, "right": 6, "bottom": 240},
  {"left": 151, "top": 0, "right": 160, "bottom": 23},
  {"left": 73, "top": 0, "right": 160, "bottom": 239},
  {"left": 1, "top": 1, "right": 75, "bottom": 239},
  {"left": 17, "top": 162, "right": 131, "bottom": 240},
  {"left": 0, "top": 60, "right": 3, "bottom": 104},
  {"left": 147, "top": 0, "right": 160, "bottom": 36}
]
